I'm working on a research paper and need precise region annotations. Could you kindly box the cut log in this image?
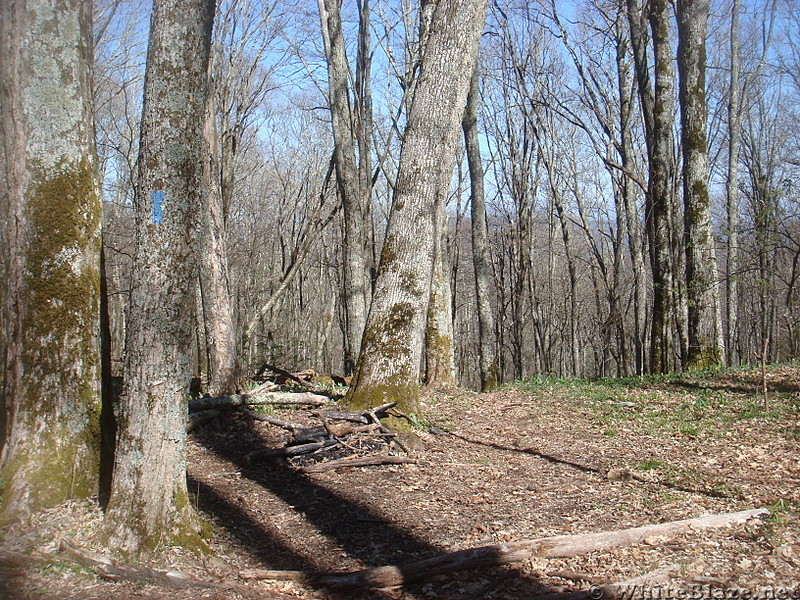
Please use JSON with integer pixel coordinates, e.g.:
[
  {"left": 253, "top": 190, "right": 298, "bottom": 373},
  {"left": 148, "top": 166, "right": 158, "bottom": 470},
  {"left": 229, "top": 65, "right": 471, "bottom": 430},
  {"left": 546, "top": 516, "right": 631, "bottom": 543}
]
[
  {"left": 299, "top": 455, "right": 418, "bottom": 473},
  {"left": 188, "top": 392, "right": 329, "bottom": 412},
  {"left": 239, "top": 508, "right": 768, "bottom": 589}
]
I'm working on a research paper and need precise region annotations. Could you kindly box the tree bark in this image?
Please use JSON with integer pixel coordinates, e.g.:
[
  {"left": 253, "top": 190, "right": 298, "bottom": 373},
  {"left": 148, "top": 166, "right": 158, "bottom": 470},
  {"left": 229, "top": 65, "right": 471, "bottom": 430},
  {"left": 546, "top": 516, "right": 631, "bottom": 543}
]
[
  {"left": 200, "top": 82, "right": 240, "bottom": 396},
  {"left": 346, "top": 0, "right": 488, "bottom": 413},
  {"left": 103, "top": 0, "right": 215, "bottom": 553},
  {"left": 643, "top": 0, "right": 678, "bottom": 374},
  {"left": 317, "top": 0, "right": 371, "bottom": 376},
  {"left": 463, "top": 67, "right": 498, "bottom": 391},
  {"left": 677, "top": 0, "right": 724, "bottom": 370},
  {"left": 0, "top": 0, "right": 102, "bottom": 523},
  {"left": 725, "top": 0, "right": 741, "bottom": 365},
  {"left": 424, "top": 193, "right": 456, "bottom": 387}
]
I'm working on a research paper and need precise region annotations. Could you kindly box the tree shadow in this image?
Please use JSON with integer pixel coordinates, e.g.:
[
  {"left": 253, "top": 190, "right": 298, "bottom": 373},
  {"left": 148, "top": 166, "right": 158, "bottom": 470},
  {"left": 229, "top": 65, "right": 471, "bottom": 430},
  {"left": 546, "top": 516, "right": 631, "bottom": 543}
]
[
  {"left": 189, "top": 413, "right": 559, "bottom": 599},
  {"left": 445, "top": 431, "right": 733, "bottom": 499}
]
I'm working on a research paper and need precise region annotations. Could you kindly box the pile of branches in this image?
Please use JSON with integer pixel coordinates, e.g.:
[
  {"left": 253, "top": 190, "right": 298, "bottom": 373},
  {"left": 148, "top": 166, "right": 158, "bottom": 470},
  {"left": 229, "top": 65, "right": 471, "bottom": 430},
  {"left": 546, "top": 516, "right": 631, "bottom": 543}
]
[
  {"left": 186, "top": 364, "right": 341, "bottom": 433},
  {"left": 187, "top": 363, "right": 417, "bottom": 473},
  {"left": 245, "top": 401, "right": 417, "bottom": 473}
]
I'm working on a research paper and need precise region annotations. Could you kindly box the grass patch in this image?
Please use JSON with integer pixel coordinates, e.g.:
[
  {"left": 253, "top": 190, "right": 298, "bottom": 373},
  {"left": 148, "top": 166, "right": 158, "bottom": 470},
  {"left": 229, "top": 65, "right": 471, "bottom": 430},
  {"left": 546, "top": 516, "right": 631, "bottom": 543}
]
[{"left": 508, "top": 364, "right": 799, "bottom": 440}]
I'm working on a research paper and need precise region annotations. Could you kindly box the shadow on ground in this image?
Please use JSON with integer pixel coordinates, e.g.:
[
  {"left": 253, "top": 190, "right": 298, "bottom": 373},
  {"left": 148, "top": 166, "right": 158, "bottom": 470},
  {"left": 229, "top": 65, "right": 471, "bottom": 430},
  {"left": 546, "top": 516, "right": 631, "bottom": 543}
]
[{"left": 189, "top": 411, "right": 562, "bottom": 600}]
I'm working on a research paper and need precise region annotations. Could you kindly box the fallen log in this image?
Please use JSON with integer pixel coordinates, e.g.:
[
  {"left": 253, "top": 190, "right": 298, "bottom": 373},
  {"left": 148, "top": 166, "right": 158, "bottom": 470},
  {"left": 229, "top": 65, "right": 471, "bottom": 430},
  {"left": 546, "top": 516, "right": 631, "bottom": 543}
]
[
  {"left": 239, "top": 508, "right": 768, "bottom": 589},
  {"left": 186, "top": 409, "right": 221, "bottom": 433},
  {"left": 246, "top": 439, "right": 339, "bottom": 461},
  {"left": 299, "top": 455, "right": 418, "bottom": 474},
  {"left": 59, "top": 539, "right": 211, "bottom": 590},
  {"left": 188, "top": 392, "right": 329, "bottom": 412},
  {"left": 257, "top": 363, "right": 322, "bottom": 391}
]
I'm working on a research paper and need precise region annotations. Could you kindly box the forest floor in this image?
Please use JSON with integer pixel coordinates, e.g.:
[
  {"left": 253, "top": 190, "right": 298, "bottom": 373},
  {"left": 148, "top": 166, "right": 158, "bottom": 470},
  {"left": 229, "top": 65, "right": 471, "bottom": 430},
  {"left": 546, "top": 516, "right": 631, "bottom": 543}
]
[{"left": 2, "top": 364, "right": 799, "bottom": 599}]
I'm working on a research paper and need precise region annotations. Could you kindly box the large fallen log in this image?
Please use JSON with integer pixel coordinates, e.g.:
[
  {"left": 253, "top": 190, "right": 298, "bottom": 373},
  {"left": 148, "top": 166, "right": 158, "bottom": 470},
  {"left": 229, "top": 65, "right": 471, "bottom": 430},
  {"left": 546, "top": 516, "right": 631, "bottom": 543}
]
[
  {"left": 188, "top": 392, "right": 329, "bottom": 412},
  {"left": 239, "top": 508, "right": 768, "bottom": 589}
]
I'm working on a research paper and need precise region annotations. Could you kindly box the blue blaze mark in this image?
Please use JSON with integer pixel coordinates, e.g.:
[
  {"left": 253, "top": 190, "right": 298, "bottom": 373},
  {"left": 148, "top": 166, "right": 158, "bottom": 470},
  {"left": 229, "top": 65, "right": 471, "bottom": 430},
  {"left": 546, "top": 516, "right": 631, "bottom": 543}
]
[{"left": 152, "top": 190, "right": 164, "bottom": 223}]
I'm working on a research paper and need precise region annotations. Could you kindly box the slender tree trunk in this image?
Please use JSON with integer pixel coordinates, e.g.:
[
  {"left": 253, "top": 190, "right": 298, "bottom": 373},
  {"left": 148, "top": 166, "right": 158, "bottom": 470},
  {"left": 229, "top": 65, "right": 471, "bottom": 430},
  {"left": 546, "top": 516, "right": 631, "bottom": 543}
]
[
  {"left": 645, "top": 0, "right": 678, "bottom": 373},
  {"left": 200, "top": 84, "right": 240, "bottom": 396},
  {"left": 463, "top": 68, "right": 498, "bottom": 391},
  {"left": 103, "top": 0, "right": 215, "bottom": 553},
  {"left": 677, "top": 0, "right": 724, "bottom": 370},
  {"left": 317, "top": 0, "right": 370, "bottom": 376},
  {"left": 615, "top": 14, "right": 648, "bottom": 375},
  {"left": 346, "top": 0, "right": 487, "bottom": 413},
  {"left": 725, "top": 0, "right": 741, "bottom": 365},
  {"left": 0, "top": 0, "right": 101, "bottom": 523}
]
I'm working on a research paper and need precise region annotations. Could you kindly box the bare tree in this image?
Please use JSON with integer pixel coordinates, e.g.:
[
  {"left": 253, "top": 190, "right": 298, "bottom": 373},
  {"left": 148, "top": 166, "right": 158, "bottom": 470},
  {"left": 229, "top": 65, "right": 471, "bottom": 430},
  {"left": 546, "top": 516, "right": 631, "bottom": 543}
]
[
  {"left": 0, "top": 0, "right": 102, "bottom": 522},
  {"left": 347, "top": 0, "right": 488, "bottom": 413},
  {"left": 317, "top": 0, "right": 373, "bottom": 375},
  {"left": 103, "top": 0, "right": 215, "bottom": 552},
  {"left": 463, "top": 67, "right": 498, "bottom": 390},
  {"left": 200, "top": 83, "right": 240, "bottom": 396}
]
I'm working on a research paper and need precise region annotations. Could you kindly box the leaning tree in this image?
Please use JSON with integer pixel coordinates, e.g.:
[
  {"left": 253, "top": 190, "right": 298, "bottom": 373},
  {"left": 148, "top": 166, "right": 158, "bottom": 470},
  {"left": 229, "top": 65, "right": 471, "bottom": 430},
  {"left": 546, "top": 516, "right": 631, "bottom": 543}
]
[{"left": 346, "top": 0, "right": 488, "bottom": 414}]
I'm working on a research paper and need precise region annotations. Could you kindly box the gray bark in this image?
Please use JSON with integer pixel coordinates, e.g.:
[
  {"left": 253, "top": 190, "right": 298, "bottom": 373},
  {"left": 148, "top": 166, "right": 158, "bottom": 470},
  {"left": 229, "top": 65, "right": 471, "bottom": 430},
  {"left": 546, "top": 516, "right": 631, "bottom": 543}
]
[
  {"left": 630, "top": 0, "right": 677, "bottom": 374},
  {"left": 424, "top": 195, "right": 456, "bottom": 387},
  {"left": 463, "top": 67, "right": 498, "bottom": 391},
  {"left": 0, "top": 0, "right": 101, "bottom": 523},
  {"left": 725, "top": 0, "right": 741, "bottom": 365},
  {"left": 616, "top": 16, "right": 648, "bottom": 375},
  {"left": 317, "top": 0, "right": 370, "bottom": 375},
  {"left": 347, "top": 0, "right": 487, "bottom": 413},
  {"left": 677, "top": 0, "right": 724, "bottom": 369},
  {"left": 200, "top": 84, "right": 240, "bottom": 396},
  {"left": 103, "top": 0, "right": 215, "bottom": 553}
]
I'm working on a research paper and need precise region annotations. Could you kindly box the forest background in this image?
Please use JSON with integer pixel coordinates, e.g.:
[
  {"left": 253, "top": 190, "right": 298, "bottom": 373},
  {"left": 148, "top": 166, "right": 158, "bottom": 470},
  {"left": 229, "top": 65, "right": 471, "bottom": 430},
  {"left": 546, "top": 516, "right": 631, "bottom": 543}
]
[{"left": 95, "top": 0, "right": 800, "bottom": 390}]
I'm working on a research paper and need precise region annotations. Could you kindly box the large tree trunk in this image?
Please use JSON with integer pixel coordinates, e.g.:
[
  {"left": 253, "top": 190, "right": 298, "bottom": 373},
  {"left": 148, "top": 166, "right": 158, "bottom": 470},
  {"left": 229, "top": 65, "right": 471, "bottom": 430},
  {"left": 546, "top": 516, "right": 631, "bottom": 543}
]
[
  {"left": 103, "top": 0, "right": 215, "bottom": 553},
  {"left": 677, "top": 0, "right": 724, "bottom": 370},
  {"left": 463, "top": 68, "right": 498, "bottom": 391},
  {"left": 317, "top": 0, "right": 370, "bottom": 376},
  {"left": 0, "top": 0, "right": 101, "bottom": 523},
  {"left": 200, "top": 84, "right": 240, "bottom": 396},
  {"left": 346, "top": 0, "right": 488, "bottom": 413}
]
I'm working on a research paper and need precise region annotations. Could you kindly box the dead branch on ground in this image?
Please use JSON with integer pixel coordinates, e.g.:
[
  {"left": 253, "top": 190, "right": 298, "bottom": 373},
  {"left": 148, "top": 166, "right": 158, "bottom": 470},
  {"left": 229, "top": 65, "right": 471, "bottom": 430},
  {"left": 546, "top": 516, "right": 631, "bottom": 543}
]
[{"left": 239, "top": 508, "right": 768, "bottom": 589}]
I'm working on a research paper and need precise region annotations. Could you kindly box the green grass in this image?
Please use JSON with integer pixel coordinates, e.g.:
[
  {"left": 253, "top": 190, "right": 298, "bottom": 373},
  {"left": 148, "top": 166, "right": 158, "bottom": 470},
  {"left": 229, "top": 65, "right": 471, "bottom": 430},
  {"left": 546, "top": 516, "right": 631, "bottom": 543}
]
[{"left": 508, "top": 363, "right": 800, "bottom": 440}]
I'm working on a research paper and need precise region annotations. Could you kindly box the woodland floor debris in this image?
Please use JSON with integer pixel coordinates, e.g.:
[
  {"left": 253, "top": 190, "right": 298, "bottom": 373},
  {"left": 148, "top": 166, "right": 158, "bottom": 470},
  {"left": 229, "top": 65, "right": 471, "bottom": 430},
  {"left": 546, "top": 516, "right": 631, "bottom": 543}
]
[{"left": 2, "top": 365, "right": 799, "bottom": 600}]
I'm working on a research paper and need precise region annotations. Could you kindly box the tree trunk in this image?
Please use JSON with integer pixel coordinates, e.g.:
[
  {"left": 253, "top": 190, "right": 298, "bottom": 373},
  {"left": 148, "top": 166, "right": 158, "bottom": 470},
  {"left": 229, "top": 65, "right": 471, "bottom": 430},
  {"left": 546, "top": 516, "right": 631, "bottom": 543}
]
[
  {"left": 317, "top": 0, "right": 370, "bottom": 376},
  {"left": 725, "top": 0, "right": 741, "bottom": 365},
  {"left": 103, "top": 0, "right": 215, "bottom": 553},
  {"left": 677, "top": 0, "right": 724, "bottom": 370},
  {"left": 616, "top": 15, "right": 648, "bottom": 376},
  {"left": 645, "top": 0, "right": 678, "bottom": 374},
  {"left": 463, "top": 67, "right": 498, "bottom": 391},
  {"left": 346, "top": 0, "right": 488, "bottom": 413},
  {"left": 200, "top": 83, "right": 240, "bottom": 396},
  {"left": 425, "top": 198, "right": 456, "bottom": 387},
  {"left": 0, "top": 0, "right": 101, "bottom": 523}
]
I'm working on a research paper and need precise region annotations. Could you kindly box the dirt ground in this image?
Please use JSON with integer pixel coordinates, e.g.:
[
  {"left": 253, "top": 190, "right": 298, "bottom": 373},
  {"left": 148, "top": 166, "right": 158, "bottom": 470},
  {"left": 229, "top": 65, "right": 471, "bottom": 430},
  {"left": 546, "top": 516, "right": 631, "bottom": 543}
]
[{"left": 2, "top": 366, "right": 799, "bottom": 599}]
